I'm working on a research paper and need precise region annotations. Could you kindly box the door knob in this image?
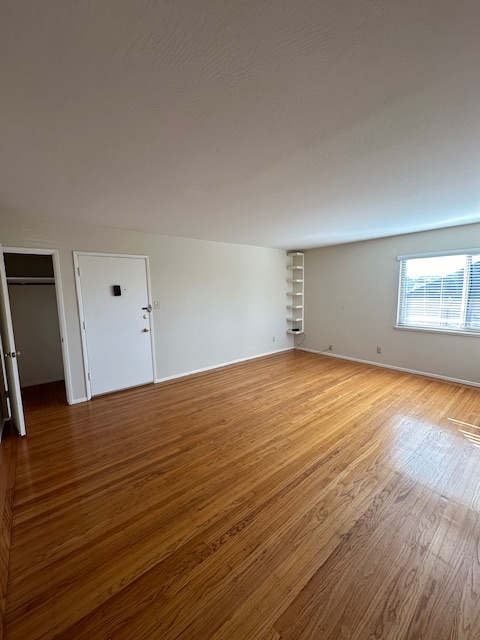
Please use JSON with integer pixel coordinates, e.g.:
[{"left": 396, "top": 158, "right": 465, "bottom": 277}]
[{"left": 142, "top": 328, "right": 149, "bottom": 333}]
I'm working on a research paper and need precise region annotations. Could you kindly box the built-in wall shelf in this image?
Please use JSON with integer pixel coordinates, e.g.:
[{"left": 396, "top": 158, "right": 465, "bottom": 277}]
[{"left": 286, "top": 251, "right": 304, "bottom": 336}]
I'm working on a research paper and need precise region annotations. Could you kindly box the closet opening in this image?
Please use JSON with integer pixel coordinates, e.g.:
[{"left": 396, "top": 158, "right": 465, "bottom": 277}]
[{"left": 5, "top": 252, "right": 67, "bottom": 413}]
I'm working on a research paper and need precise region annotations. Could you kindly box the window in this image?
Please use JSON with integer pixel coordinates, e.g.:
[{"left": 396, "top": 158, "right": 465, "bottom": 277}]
[{"left": 396, "top": 250, "right": 480, "bottom": 334}]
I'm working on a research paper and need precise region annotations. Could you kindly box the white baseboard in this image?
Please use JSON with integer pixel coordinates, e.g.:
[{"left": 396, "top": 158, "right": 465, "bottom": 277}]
[
  {"left": 155, "top": 347, "right": 294, "bottom": 384},
  {"left": 68, "top": 349, "right": 294, "bottom": 401},
  {"left": 69, "top": 396, "right": 88, "bottom": 405},
  {"left": 297, "top": 347, "right": 480, "bottom": 388}
]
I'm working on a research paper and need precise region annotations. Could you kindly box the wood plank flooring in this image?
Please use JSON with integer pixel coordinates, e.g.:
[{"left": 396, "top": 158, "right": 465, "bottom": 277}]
[
  {"left": 21, "top": 380, "right": 67, "bottom": 414},
  {"left": 3, "top": 350, "right": 480, "bottom": 639},
  {"left": 0, "top": 424, "right": 17, "bottom": 640}
]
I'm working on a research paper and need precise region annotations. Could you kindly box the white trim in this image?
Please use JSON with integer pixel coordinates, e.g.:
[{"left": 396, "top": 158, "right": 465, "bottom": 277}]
[
  {"left": 296, "top": 347, "right": 480, "bottom": 388},
  {"left": 155, "top": 347, "right": 294, "bottom": 384},
  {"left": 51, "top": 251, "right": 74, "bottom": 405},
  {"left": 396, "top": 248, "right": 480, "bottom": 261},
  {"left": 396, "top": 259, "right": 403, "bottom": 326},
  {"left": 69, "top": 396, "right": 88, "bottom": 405},
  {"left": 2, "top": 247, "right": 62, "bottom": 256},
  {"left": 394, "top": 325, "right": 480, "bottom": 338},
  {"left": 73, "top": 252, "right": 92, "bottom": 400},
  {"left": 73, "top": 251, "right": 157, "bottom": 399},
  {"left": 3, "top": 246, "right": 75, "bottom": 405},
  {"left": 72, "top": 251, "right": 149, "bottom": 260},
  {"left": 143, "top": 256, "right": 157, "bottom": 382}
]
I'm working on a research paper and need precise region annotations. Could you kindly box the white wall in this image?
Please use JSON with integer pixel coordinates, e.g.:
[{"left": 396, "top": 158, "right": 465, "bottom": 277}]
[
  {"left": 8, "top": 284, "right": 64, "bottom": 387},
  {"left": 0, "top": 218, "right": 292, "bottom": 401},
  {"left": 301, "top": 222, "right": 480, "bottom": 385}
]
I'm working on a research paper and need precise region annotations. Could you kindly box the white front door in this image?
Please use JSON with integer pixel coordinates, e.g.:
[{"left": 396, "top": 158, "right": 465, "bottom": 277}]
[
  {"left": 0, "top": 246, "right": 26, "bottom": 435},
  {"left": 76, "top": 254, "right": 155, "bottom": 397}
]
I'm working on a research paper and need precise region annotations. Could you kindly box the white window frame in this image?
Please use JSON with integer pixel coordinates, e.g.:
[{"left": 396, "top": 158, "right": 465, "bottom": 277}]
[{"left": 395, "top": 248, "right": 480, "bottom": 337}]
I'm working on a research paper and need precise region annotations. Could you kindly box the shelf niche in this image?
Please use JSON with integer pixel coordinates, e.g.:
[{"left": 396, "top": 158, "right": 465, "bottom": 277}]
[{"left": 286, "top": 252, "right": 304, "bottom": 335}]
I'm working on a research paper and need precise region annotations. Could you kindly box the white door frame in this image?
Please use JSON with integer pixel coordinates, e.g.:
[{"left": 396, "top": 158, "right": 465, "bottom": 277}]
[
  {"left": 3, "top": 247, "right": 75, "bottom": 406},
  {"left": 73, "top": 251, "right": 157, "bottom": 400}
]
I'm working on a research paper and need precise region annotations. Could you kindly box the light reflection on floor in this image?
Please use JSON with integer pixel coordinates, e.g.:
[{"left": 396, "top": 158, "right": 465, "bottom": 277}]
[
  {"left": 448, "top": 418, "right": 480, "bottom": 430},
  {"left": 389, "top": 416, "right": 480, "bottom": 508},
  {"left": 448, "top": 417, "right": 480, "bottom": 448}
]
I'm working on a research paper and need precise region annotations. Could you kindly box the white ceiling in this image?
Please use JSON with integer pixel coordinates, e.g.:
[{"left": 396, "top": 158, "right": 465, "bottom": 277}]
[{"left": 1, "top": 1, "right": 479, "bottom": 249}]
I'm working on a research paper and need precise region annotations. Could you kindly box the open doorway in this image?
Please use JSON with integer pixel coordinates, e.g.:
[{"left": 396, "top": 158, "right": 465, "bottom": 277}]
[{"left": 2, "top": 249, "right": 73, "bottom": 421}]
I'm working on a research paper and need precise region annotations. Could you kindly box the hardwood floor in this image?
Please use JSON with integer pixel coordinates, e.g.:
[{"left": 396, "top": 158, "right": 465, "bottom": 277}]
[
  {"left": 0, "top": 424, "right": 17, "bottom": 640},
  {"left": 21, "top": 380, "right": 67, "bottom": 413},
  {"left": 3, "top": 351, "right": 480, "bottom": 639}
]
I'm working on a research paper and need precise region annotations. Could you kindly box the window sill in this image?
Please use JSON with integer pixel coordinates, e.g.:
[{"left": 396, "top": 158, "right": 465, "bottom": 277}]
[{"left": 394, "top": 325, "right": 480, "bottom": 338}]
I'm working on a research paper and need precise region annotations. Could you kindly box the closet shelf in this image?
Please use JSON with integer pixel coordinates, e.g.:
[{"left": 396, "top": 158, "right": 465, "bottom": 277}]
[{"left": 6, "top": 277, "right": 55, "bottom": 285}]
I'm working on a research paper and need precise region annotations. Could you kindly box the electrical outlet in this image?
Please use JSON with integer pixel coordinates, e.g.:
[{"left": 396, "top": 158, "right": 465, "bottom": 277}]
[
  {"left": 377, "top": 346, "right": 382, "bottom": 354},
  {"left": 328, "top": 344, "right": 333, "bottom": 351},
  {"left": 272, "top": 336, "right": 276, "bottom": 342}
]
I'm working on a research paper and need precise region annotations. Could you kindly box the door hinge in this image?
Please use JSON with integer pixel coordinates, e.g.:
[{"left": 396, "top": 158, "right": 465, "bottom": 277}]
[
  {"left": 83, "top": 321, "right": 85, "bottom": 330},
  {"left": 77, "top": 266, "right": 80, "bottom": 276},
  {"left": 87, "top": 372, "right": 91, "bottom": 381}
]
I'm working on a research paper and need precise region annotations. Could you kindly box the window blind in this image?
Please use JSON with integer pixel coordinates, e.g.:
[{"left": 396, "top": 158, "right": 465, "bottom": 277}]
[{"left": 397, "top": 252, "right": 480, "bottom": 333}]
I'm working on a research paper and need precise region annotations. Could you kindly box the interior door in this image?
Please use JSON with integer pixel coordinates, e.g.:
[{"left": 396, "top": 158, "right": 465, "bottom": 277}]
[
  {"left": 0, "top": 334, "right": 11, "bottom": 429},
  {"left": 77, "top": 254, "right": 154, "bottom": 396},
  {"left": 0, "top": 246, "right": 26, "bottom": 435}
]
